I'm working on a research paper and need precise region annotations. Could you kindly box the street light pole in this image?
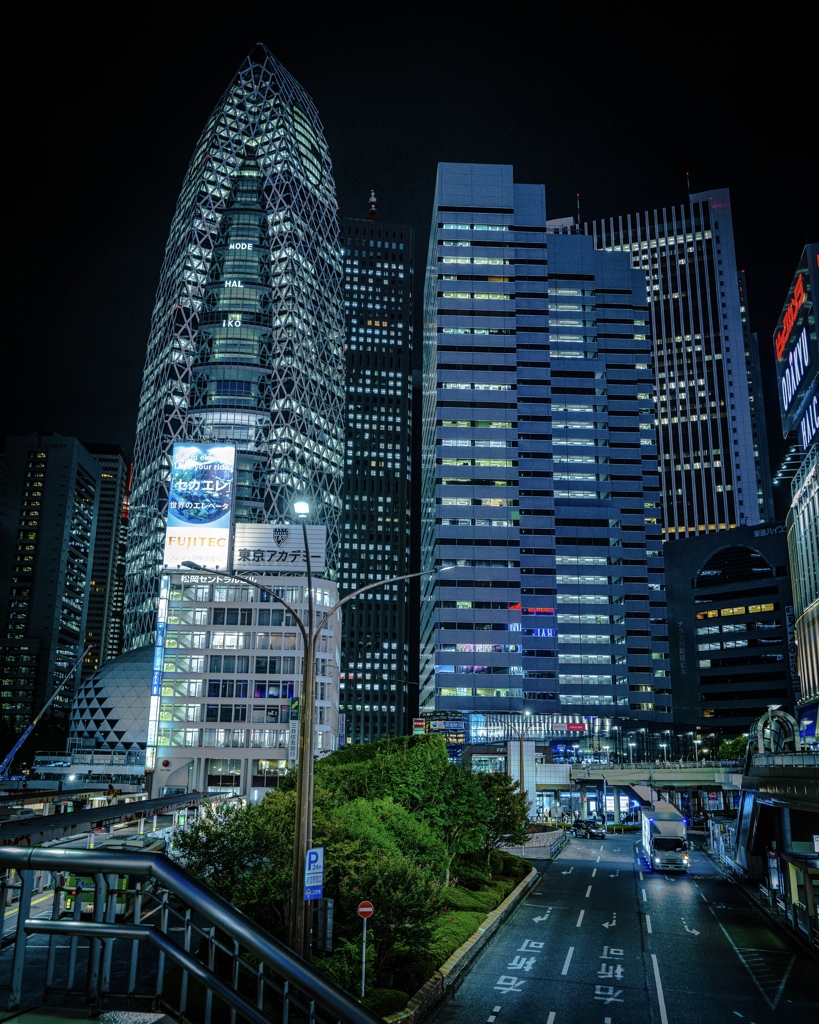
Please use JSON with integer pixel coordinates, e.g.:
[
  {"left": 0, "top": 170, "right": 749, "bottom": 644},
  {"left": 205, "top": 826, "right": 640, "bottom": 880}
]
[{"left": 181, "top": 549, "right": 452, "bottom": 962}]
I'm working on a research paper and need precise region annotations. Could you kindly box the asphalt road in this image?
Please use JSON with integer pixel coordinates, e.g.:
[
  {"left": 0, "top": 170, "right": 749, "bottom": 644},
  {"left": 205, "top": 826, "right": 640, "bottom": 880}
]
[{"left": 430, "top": 833, "right": 818, "bottom": 1024}]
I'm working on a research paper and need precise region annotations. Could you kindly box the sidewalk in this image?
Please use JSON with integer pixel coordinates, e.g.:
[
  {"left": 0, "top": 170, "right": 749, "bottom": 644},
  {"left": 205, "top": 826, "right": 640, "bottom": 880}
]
[{"left": 700, "top": 839, "right": 819, "bottom": 965}]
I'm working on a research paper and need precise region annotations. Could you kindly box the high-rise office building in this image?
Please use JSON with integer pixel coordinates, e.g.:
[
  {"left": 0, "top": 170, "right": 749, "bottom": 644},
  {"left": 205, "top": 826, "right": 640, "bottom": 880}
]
[
  {"left": 124, "top": 44, "right": 346, "bottom": 650},
  {"left": 583, "top": 189, "right": 774, "bottom": 539},
  {"left": 420, "top": 164, "right": 670, "bottom": 742},
  {"left": 82, "top": 444, "right": 131, "bottom": 680},
  {"left": 0, "top": 434, "right": 101, "bottom": 741},
  {"left": 339, "top": 195, "right": 414, "bottom": 743},
  {"left": 663, "top": 523, "right": 797, "bottom": 736}
]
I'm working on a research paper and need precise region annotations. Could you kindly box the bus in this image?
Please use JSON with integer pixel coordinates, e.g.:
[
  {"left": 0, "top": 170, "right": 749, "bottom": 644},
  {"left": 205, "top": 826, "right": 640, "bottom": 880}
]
[{"left": 61, "top": 834, "right": 166, "bottom": 918}]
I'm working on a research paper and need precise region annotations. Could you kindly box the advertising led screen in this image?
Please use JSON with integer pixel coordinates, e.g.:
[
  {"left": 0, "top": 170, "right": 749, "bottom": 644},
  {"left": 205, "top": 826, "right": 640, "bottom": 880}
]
[
  {"left": 163, "top": 443, "right": 236, "bottom": 570},
  {"left": 775, "top": 244, "right": 818, "bottom": 439}
]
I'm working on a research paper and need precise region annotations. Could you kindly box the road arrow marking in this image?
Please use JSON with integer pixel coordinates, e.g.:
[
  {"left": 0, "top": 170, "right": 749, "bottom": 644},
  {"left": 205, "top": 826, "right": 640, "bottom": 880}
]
[
  {"left": 602, "top": 913, "right": 617, "bottom": 929},
  {"left": 609, "top": 869, "right": 620, "bottom": 878},
  {"left": 681, "top": 918, "right": 700, "bottom": 935},
  {"left": 561, "top": 866, "right": 574, "bottom": 875}
]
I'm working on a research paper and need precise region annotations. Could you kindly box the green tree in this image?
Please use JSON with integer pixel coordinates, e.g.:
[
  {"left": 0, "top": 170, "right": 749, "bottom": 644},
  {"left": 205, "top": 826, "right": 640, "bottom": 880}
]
[
  {"left": 335, "top": 853, "right": 446, "bottom": 987},
  {"left": 426, "top": 763, "right": 492, "bottom": 882},
  {"left": 173, "top": 793, "right": 295, "bottom": 939},
  {"left": 314, "top": 734, "right": 453, "bottom": 816},
  {"left": 718, "top": 735, "right": 748, "bottom": 760},
  {"left": 475, "top": 771, "right": 530, "bottom": 861}
]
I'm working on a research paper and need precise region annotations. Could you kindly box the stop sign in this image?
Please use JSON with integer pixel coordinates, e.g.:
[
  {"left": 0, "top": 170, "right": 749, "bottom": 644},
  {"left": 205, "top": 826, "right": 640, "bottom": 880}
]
[{"left": 357, "top": 900, "right": 374, "bottom": 919}]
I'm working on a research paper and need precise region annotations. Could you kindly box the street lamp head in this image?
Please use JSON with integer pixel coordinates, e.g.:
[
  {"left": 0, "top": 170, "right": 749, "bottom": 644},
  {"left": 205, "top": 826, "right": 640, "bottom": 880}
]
[
  {"left": 293, "top": 499, "right": 310, "bottom": 517},
  {"left": 181, "top": 560, "right": 205, "bottom": 570}
]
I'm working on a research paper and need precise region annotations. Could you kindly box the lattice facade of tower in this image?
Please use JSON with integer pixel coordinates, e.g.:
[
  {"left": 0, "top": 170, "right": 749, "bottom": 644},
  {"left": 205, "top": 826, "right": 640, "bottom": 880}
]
[
  {"left": 339, "top": 216, "right": 414, "bottom": 743},
  {"left": 583, "top": 190, "right": 773, "bottom": 539},
  {"left": 124, "top": 44, "right": 345, "bottom": 649}
]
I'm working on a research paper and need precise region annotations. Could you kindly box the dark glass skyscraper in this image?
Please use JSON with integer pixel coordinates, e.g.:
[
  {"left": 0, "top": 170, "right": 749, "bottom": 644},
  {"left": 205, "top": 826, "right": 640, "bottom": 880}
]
[
  {"left": 0, "top": 434, "right": 100, "bottom": 739},
  {"left": 82, "top": 444, "right": 130, "bottom": 680},
  {"left": 583, "top": 190, "right": 774, "bottom": 539},
  {"left": 339, "top": 198, "right": 414, "bottom": 742},
  {"left": 124, "top": 45, "right": 345, "bottom": 649}
]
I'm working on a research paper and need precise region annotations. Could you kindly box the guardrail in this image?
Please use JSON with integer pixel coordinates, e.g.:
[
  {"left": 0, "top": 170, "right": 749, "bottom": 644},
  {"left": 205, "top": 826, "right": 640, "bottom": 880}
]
[{"left": 0, "top": 845, "right": 383, "bottom": 1024}]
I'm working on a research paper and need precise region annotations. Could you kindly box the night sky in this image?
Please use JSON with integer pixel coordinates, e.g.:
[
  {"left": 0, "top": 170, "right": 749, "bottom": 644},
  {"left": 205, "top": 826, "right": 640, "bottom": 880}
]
[{"left": 7, "top": 13, "right": 816, "bottom": 510}]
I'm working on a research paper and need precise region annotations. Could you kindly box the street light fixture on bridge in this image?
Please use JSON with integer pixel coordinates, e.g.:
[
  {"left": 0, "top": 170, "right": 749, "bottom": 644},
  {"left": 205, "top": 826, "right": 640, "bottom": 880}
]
[{"left": 628, "top": 742, "right": 636, "bottom": 764}]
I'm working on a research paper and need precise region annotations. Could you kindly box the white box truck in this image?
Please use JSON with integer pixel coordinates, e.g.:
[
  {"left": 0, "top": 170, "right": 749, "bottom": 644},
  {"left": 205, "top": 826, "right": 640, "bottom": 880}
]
[{"left": 640, "top": 800, "right": 690, "bottom": 872}]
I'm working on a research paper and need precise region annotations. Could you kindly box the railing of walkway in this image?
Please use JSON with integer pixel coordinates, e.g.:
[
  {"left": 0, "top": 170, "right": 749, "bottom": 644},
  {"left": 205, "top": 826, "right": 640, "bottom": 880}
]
[{"left": 0, "top": 845, "right": 384, "bottom": 1024}]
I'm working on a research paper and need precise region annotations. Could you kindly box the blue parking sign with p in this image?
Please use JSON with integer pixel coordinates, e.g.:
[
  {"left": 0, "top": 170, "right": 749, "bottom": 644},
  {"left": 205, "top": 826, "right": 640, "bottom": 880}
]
[{"left": 304, "top": 845, "right": 324, "bottom": 901}]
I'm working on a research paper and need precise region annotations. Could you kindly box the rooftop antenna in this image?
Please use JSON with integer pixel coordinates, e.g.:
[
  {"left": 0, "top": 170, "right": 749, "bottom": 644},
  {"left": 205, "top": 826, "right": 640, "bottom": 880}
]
[
  {"left": 576, "top": 193, "right": 581, "bottom": 229},
  {"left": 686, "top": 170, "right": 691, "bottom": 197},
  {"left": 368, "top": 188, "right": 377, "bottom": 221}
]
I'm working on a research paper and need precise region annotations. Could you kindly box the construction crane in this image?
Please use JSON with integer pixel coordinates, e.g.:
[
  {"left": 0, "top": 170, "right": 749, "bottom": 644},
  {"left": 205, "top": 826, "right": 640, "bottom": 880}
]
[{"left": 0, "top": 645, "right": 93, "bottom": 782}]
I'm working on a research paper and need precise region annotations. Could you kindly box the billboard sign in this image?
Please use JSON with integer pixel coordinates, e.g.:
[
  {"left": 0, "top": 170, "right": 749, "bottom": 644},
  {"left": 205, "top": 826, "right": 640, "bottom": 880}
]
[
  {"left": 775, "top": 244, "right": 818, "bottom": 439},
  {"left": 163, "top": 444, "right": 236, "bottom": 570},
  {"left": 232, "top": 523, "right": 327, "bottom": 575}
]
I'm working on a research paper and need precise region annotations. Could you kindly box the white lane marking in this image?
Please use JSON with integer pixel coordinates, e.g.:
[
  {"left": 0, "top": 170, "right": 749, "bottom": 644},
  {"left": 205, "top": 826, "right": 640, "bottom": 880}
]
[
  {"left": 576, "top": 909, "right": 585, "bottom": 927},
  {"left": 561, "top": 947, "right": 574, "bottom": 975},
  {"left": 652, "top": 953, "right": 669, "bottom": 1024},
  {"left": 592, "top": 868, "right": 598, "bottom": 877},
  {"left": 642, "top": 889, "right": 647, "bottom": 902},
  {"left": 646, "top": 914, "right": 652, "bottom": 934},
  {"left": 547, "top": 1014, "right": 556, "bottom": 1024},
  {"left": 585, "top": 885, "right": 592, "bottom": 898}
]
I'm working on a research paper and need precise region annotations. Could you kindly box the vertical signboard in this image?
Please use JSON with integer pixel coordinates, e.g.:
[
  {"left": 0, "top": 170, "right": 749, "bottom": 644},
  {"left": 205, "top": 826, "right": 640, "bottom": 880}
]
[
  {"left": 774, "top": 244, "right": 818, "bottom": 448},
  {"left": 163, "top": 444, "right": 236, "bottom": 570},
  {"left": 304, "top": 845, "right": 324, "bottom": 900},
  {"left": 146, "top": 573, "right": 171, "bottom": 773},
  {"left": 288, "top": 698, "right": 299, "bottom": 764}
]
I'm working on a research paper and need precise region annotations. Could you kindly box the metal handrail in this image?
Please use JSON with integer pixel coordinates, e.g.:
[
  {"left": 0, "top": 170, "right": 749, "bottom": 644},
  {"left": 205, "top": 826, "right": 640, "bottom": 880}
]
[{"left": 0, "top": 845, "right": 384, "bottom": 1024}]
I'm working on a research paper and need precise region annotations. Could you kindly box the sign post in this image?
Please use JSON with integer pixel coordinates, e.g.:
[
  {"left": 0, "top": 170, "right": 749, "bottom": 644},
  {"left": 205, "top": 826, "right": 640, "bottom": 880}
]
[
  {"left": 357, "top": 900, "right": 373, "bottom": 997},
  {"left": 304, "top": 845, "right": 324, "bottom": 900}
]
